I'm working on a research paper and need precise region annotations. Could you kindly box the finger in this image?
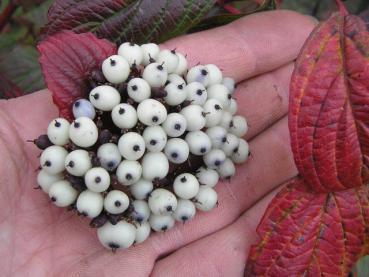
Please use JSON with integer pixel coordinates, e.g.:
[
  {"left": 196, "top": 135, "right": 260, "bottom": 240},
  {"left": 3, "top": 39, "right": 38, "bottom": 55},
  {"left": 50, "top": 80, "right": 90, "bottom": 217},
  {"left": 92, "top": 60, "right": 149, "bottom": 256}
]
[
  {"left": 0, "top": 90, "right": 58, "bottom": 166},
  {"left": 236, "top": 62, "right": 293, "bottom": 140},
  {"left": 0, "top": 90, "right": 57, "bottom": 140},
  {"left": 162, "top": 10, "right": 317, "bottom": 81},
  {"left": 151, "top": 188, "right": 279, "bottom": 277}
]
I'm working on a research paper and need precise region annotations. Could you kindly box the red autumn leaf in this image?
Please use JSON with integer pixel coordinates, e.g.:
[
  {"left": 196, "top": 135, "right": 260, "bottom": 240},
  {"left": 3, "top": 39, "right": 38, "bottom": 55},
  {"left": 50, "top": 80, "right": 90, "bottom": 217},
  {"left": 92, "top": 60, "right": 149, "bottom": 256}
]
[
  {"left": 42, "top": 0, "right": 217, "bottom": 44},
  {"left": 38, "top": 31, "right": 116, "bottom": 120},
  {"left": 289, "top": 11, "right": 369, "bottom": 192},
  {"left": 246, "top": 178, "right": 369, "bottom": 276},
  {"left": 247, "top": 2, "right": 369, "bottom": 275}
]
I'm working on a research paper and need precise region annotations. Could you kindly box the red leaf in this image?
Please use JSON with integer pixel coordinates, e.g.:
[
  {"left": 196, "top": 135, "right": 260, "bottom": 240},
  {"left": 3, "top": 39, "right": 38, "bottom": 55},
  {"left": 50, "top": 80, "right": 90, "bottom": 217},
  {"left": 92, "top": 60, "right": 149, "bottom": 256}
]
[
  {"left": 38, "top": 31, "right": 116, "bottom": 120},
  {"left": 289, "top": 12, "right": 369, "bottom": 192},
  {"left": 246, "top": 178, "right": 369, "bottom": 276},
  {"left": 42, "top": 0, "right": 217, "bottom": 44}
]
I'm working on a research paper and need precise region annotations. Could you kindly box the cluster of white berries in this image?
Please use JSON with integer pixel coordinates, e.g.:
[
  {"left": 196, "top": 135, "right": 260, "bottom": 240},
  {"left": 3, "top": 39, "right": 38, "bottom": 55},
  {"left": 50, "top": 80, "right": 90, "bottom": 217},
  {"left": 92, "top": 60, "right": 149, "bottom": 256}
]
[{"left": 34, "top": 42, "right": 249, "bottom": 251}]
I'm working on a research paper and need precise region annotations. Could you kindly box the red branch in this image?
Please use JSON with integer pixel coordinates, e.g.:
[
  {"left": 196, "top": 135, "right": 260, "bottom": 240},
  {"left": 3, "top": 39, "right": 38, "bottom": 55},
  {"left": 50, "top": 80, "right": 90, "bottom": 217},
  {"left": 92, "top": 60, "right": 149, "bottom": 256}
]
[
  {"left": 335, "top": 0, "right": 349, "bottom": 16},
  {"left": 0, "top": 1, "right": 18, "bottom": 32},
  {"left": 223, "top": 4, "right": 241, "bottom": 15}
]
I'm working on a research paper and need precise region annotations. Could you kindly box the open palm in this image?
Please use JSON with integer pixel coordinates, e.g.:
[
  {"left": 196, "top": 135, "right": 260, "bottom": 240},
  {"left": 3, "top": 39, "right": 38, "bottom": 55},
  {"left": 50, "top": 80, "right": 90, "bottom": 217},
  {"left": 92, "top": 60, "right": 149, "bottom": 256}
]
[{"left": 0, "top": 10, "right": 316, "bottom": 277}]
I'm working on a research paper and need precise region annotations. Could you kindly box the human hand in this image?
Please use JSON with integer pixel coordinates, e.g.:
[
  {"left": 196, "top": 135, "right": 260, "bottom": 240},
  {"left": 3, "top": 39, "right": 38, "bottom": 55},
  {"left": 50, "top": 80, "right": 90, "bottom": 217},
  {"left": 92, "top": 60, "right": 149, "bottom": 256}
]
[{"left": 0, "top": 10, "right": 316, "bottom": 276}]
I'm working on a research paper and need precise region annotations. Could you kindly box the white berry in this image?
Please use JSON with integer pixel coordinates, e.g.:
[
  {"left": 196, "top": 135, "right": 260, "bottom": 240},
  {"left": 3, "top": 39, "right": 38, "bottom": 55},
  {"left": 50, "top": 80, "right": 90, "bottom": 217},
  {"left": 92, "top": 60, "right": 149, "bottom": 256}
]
[
  {"left": 162, "top": 113, "right": 187, "bottom": 138},
  {"left": 65, "top": 149, "right": 92, "bottom": 177},
  {"left": 205, "top": 64, "right": 223, "bottom": 86},
  {"left": 134, "top": 221, "right": 151, "bottom": 243},
  {"left": 221, "top": 133, "right": 240, "bottom": 157},
  {"left": 206, "top": 126, "right": 228, "bottom": 149},
  {"left": 40, "top": 145, "right": 68, "bottom": 174},
  {"left": 111, "top": 103, "right": 138, "bottom": 129},
  {"left": 167, "top": 73, "right": 186, "bottom": 86},
  {"left": 142, "top": 63, "right": 168, "bottom": 88},
  {"left": 37, "top": 170, "right": 63, "bottom": 193},
  {"left": 118, "top": 132, "right": 145, "bottom": 160},
  {"left": 157, "top": 49, "right": 179, "bottom": 73},
  {"left": 217, "top": 158, "right": 236, "bottom": 179},
  {"left": 230, "top": 115, "right": 248, "bottom": 137},
  {"left": 196, "top": 167, "right": 219, "bottom": 187},
  {"left": 116, "top": 160, "right": 142, "bottom": 185},
  {"left": 173, "top": 199, "right": 196, "bottom": 222},
  {"left": 219, "top": 111, "right": 233, "bottom": 131},
  {"left": 97, "top": 143, "right": 122, "bottom": 171},
  {"left": 104, "top": 190, "right": 130, "bottom": 214},
  {"left": 164, "top": 138, "right": 189, "bottom": 164},
  {"left": 226, "top": 98, "right": 238, "bottom": 115},
  {"left": 173, "top": 173, "right": 199, "bottom": 199},
  {"left": 231, "top": 139, "right": 249, "bottom": 164},
  {"left": 186, "top": 82, "right": 207, "bottom": 105},
  {"left": 102, "top": 55, "right": 130, "bottom": 84},
  {"left": 97, "top": 221, "right": 136, "bottom": 250},
  {"left": 76, "top": 190, "right": 103, "bottom": 218},
  {"left": 174, "top": 52, "right": 188, "bottom": 75},
  {"left": 127, "top": 78, "right": 151, "bottom": 103},
  {"left": 164, "top": 82, "right": 187, "bottom": 106},
  {"left": 48, "top": 180, "right": 78, "bottom": 207},
  {"left": 137, "top": 98, "right": 167, "bottom": 126},
  {"left": 186, "top": 65, "right": 209, "bottom": 86},
  {"left": 130, "top": 179, "right": 153, "bottom": 200},
  {"left": 180, "top": 104, "right": 206, "bottom": 131},
  {"left": 131, "top": 200, "right": 151, "bottom": 223},
  {"left": 149, "top": 214, "right": 175, "bottom": 232},
  {"left": 118, "top": 42, "right": 143, "bottom": 66},
  {"left": 149, "top": 188, "right": 177, "bottom": 215},
  {"left": 73, "top": 99, "right": 96, "bottom": 120},
  {"left": 47, "top": 118, "right": 70, "bottom": 146},
  {"left": 194, "top": 186, "right": 218, "bottom": 211},
  {"left": 222, "top": 77, "right": 236, "bottom": 94},
  {"left": 203, "top": 98, "right": 224, "bottom": 128},
  {"left": 84, "top": 167, "right": 110, "bottom": 192},
  {"left": 141, "top": 152, "right": 169, "bottom": 181},
  {"left": 142, "top": 126, "right": 167, "bottom": 152},
  {"left": 89, "top": 85, "right": 121, "bottom": 111},
  {"left": 141, "top": 43, "right": 160, "bottom": 65},
  {"left": 203, "top": 149, "right": 226, "bottom": 169},
  {"left": 69, "top": 117, "right": 98, "bottom": 147},
  {"left": 207, "top": 84, "right": 231, "bottom": 108},
  {"left": 185, "top": 131, "right": 211, "bottom": 155}
]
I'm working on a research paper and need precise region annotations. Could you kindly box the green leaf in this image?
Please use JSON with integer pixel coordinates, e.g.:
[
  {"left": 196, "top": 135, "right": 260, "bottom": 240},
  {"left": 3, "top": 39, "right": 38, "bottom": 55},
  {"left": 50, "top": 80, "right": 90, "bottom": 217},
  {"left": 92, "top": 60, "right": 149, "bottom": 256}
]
[
  {"left": 42, "top": 0, "right": 217, "bottom": 44},
  {"left": 0, "top": 26, "right": 28, "bottom": 55},
  {"left": 352, "top": 255, "right": 369, "bottom": 277},
  {"left": 0, "top": 0, "right": 10, "bottom": 13},
  {"left": 0, "top": 45, "right": 44, "bottom": 93},
  {"left": 23, "top": 0, "right": 53, "bottom": 33}
]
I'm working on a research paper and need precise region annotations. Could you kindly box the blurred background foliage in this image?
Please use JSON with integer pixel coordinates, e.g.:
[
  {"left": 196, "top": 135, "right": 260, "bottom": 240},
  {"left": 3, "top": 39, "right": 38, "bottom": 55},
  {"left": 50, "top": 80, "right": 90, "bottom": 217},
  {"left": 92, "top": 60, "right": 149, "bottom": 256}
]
[{"left": 0, "top": 0, "right": 368, "bottom": 274}]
